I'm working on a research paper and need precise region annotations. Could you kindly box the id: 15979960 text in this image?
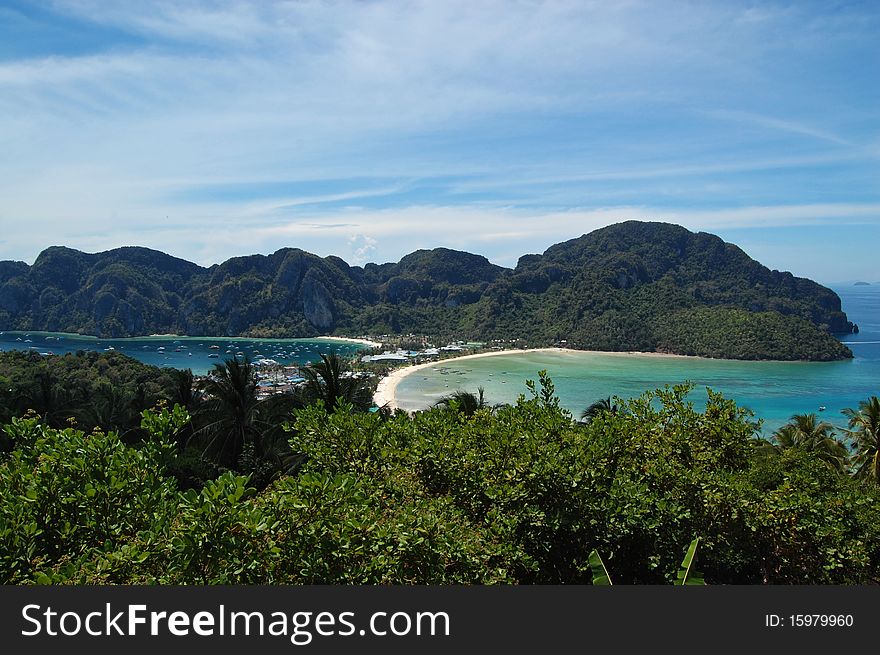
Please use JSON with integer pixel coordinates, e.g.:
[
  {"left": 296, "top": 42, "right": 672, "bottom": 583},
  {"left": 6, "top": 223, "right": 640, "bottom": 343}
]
[{"left": 764, "top": 614, "right": 853, "bottom": 628}]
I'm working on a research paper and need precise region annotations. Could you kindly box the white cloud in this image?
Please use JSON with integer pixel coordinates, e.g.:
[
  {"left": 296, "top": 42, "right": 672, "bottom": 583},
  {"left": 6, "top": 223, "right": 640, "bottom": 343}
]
[
  {"left": 6, "top": 201, "right": 877, "bottom": 271},
  {"left": 0, "top": 0, "right": 878, "bottom": 282},
  {"left": 347, "top": 234, "right": 378, "bottom": 265}
]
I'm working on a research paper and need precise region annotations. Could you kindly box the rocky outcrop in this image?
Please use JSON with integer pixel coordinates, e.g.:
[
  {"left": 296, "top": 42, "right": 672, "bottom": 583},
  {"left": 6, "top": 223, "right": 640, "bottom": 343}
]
[{"left": 301, "top": 272, "right": 335, "bottom": 330}]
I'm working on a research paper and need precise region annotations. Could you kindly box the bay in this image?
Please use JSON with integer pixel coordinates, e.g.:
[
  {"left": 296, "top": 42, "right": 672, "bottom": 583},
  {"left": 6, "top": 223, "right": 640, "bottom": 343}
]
[
  {"left": 0, "top": 332, "right": 368, "bottom": 374},
  {"left": 395, "top": 286, "right": 880, "bottom": 435}
]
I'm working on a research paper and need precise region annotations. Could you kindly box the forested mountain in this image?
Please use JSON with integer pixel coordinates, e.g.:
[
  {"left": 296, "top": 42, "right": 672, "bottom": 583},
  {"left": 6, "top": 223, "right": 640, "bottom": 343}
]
[{"left": 0, "top": 221, "right": 856, "bottom": 360}]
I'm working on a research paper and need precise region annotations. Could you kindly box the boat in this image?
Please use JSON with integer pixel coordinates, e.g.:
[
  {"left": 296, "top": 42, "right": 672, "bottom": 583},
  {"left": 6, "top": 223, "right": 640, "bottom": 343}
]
[
  {"left": 208, "top": 353, "right": 219, "bottom": 358},
  {"left": 819, "top": 406, "right": 827, "bottom": 412}
]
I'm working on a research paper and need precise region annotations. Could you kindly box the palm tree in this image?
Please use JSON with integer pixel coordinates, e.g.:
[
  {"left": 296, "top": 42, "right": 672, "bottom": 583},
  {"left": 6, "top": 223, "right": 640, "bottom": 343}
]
[
  {"left": 253, "top": 391, "right": 307, "bottom": 476},
  {"left": 772, "top": 413, "right": 849, "bottom": 472},
  {"left": 18, "top": 371, "right": 81, "bottom": 428},
  {"left": 161, "top": 368, "right": 200, "bottom": 451},
  {"left": 300, "top": 352, "right": 372, "bottom": 412},
  {"left": 78, "top": 382, "right": 144, "bottom": 440},
  {"left": 842, "top": 396, "right": 880, "bottom": 483},
  {"left": 580, "top": 396, "right": 621, "bottom": 423},
  {"left": 434, "top": 387, "right": 493, "bottom": 417},
  {"left": 190, "top": 357, "right": 273, "bottom": 468},
  {"left": 167, "top": 368, "right": 200, "bottom": 412}
]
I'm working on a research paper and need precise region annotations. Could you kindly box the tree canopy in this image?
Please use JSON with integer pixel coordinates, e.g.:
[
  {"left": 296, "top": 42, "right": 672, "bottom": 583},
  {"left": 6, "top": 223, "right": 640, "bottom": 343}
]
[{"left": 3, "top": 374, "right": 879, "bottom": 585}]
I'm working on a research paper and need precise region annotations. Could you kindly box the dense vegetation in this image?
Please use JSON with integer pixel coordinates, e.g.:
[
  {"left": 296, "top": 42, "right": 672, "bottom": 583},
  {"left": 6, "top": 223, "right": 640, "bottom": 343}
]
[
  {"left": 2, "top": 361, "right": 879, "bottom": 585},
  {"left": 0, "top": 350, "right": 181, "bottom": 440},
  {"left": 0, "top": 350, "right": 373, "bottom": 488},
  {"left": 653, "top": 308, "right": 851, "bottom": 361},
  {"left": 0, "top": 221, "right": 855, "bottom": 360}
]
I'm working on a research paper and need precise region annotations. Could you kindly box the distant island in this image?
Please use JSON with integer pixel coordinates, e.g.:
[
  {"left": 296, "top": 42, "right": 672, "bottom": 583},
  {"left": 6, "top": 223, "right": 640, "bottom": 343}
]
[
  {"left": 0, "top": 221, "right": 856, "bottom": 361},
  {"left": 854, "top": 281, "right": 871, "bottom": 286}
]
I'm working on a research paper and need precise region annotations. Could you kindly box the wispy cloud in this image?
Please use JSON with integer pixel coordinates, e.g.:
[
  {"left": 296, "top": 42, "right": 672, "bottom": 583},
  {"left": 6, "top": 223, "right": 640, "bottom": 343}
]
[
  {"left": 6, "top": 201, "right": 877, "bottom": 268},
  {"left": 0, "top": 1, "right": 878, "bottom": 280},
  {"left": 705, "top": 109, "right": 852, "bottom": 146}
]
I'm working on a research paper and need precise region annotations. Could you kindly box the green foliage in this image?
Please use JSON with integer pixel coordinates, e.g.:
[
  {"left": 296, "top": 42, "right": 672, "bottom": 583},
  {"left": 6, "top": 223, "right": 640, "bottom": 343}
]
[
  {"left": 0, "top": 411, "right": 179, "bottom": 583},
  {"left": 0, "top": 350, "right": 186, "bottom": 438},
  {"left": 299, "top": 352, "right": 372, "bottom": 412},
  {"left": 653, "top": 308, "right": 851, "bottom": 361},
  {"left": 843, "top": 396, "right": 880, "bottom": 482},
  {"left": 166, "top": 472, "right": 271, "bottom": 584},
  {"left": 588, "top": 538, "right": 706, "bottom": 585},
  {"left": 2, "top": 373, "right": 879, "bottom": 585},
  {"left": 588, "top": 550, "right": 612, "bottom": 585},
  {"left": 770, "top": 414, "right": 850, "bottom": 472},
  {"left": 140, "top": 402, "right": 190, "bottom": 454},
  {"left": 676, "top": 538, "right": 705, "bottom": 585},
  {"left": 434, "top": 386, "right": 497, "bottom": 417},
  {"left": 189, "top": 357, "right": 299, "bottom": 471},
  {"left": 581, "top": 396, "right": 622, "bottom": 422}
]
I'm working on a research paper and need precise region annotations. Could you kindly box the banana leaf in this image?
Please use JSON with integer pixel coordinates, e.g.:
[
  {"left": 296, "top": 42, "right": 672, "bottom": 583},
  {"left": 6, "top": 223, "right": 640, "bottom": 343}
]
[
  {"left": 588, "top": 549, "right": 613, "bottom": 586},
  {"left": 675, "top": 537, "right": 706, "bottom": 585}
]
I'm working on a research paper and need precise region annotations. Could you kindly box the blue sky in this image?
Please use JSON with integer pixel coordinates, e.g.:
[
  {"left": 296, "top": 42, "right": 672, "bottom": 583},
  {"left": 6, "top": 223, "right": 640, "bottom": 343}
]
[{"left": 0, "top": 1, "right": 878, "bottom": 284}]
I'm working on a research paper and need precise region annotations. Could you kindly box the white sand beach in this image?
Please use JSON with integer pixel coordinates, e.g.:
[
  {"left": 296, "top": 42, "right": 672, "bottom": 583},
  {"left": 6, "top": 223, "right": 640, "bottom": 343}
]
[
  {"left": 372, "top": 347, "right": 711, "bottom": 410},
  {"left": 374, "top": 348, "right": 565, "bottom": 409}
]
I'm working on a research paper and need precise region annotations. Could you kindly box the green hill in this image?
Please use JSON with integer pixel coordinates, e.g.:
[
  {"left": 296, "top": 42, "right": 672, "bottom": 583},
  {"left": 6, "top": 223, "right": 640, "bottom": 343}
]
[{"left": 0, "top": 221, "right": 855, "bottom": 361}]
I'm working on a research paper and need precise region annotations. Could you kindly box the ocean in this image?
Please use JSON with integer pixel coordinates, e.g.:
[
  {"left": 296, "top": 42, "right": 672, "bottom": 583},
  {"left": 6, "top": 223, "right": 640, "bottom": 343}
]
[
  {"left": 0, "top": 332, "right": 368, "bottom": 375},
  {"left": 394, "top": 286, "right": 880, "bottom": 435}
]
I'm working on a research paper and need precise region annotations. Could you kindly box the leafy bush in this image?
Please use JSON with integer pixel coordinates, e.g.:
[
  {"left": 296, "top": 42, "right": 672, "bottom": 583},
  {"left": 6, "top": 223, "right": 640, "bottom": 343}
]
[
  {"left": 0, "top": 408, "right": 180, "bottom": 583},
  {"left": 2, "top": 377, "right": 879, "bottom": 584}
]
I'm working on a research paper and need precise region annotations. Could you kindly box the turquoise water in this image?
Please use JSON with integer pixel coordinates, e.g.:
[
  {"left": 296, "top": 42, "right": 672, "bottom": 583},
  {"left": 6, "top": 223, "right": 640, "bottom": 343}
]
[
  {"left": 395, "top": 286, "right": 880, "bottom": 435},
  {"left": 0, "top": 332, "right": 368, "bottom": 375}
]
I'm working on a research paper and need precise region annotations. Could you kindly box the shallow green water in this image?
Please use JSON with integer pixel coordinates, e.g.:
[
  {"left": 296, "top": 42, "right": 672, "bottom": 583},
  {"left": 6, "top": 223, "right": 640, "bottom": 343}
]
[{"left": 395, "top": 287, "right": 880, "bottom": 435}]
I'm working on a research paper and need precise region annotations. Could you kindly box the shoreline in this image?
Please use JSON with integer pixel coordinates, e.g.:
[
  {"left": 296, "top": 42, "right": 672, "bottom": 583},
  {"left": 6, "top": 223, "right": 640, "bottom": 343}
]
[
  {"left": 0, "top": 329, "right": 381, "bottom": 348},
  {"left": 314, "top": 335, "right": 383, "bottom": 349},
  {"left": 372, "top": 347, "right": 712, "bottom": 410}
]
